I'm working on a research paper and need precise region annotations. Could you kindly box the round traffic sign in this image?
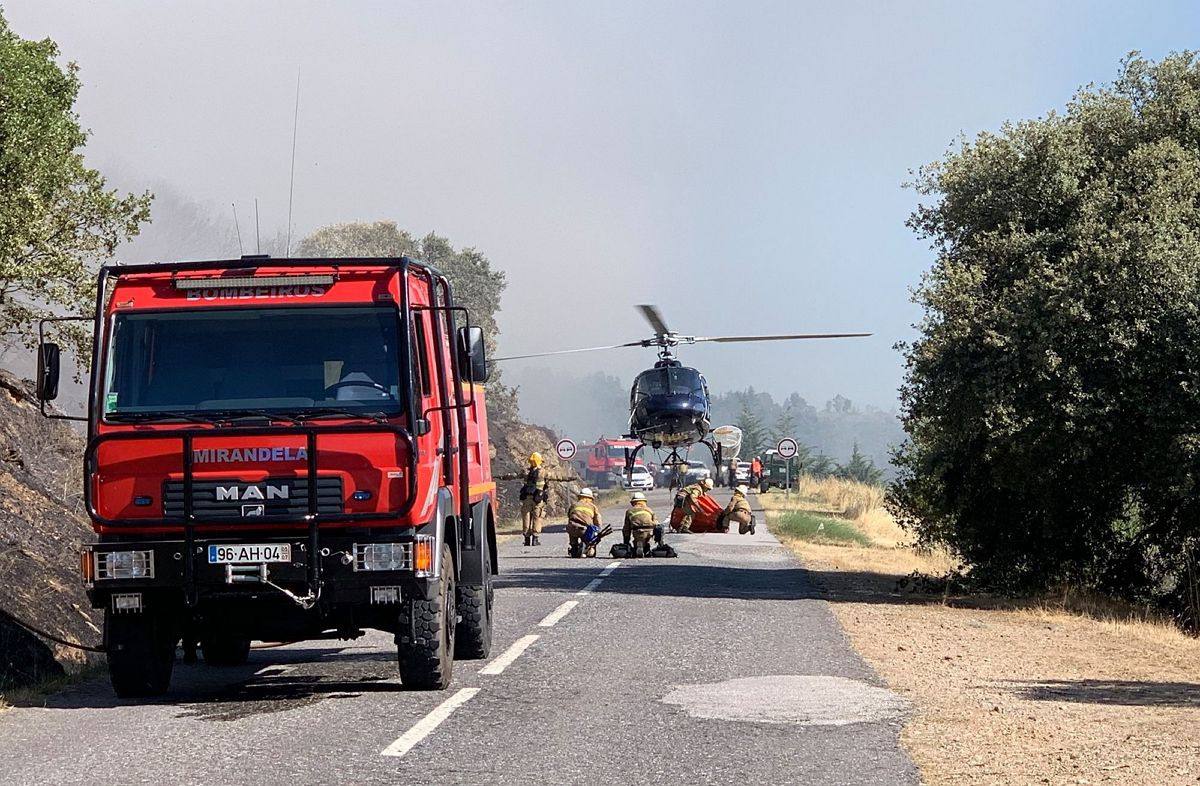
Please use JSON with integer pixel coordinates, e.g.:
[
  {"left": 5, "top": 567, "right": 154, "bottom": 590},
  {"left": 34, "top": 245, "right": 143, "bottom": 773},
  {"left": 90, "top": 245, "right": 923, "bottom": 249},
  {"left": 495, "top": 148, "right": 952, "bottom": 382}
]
[
  {"left": 555, "top": 438, "right": 577, "bottom": 461},
  {"left": 776, "top": 437, "right": 799, "bottom": 459}
]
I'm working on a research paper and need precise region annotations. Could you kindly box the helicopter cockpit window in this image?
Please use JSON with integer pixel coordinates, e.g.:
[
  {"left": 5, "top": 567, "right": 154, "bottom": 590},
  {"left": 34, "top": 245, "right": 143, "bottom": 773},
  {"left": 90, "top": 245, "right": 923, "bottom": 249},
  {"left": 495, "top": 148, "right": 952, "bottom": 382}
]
[
  {"left": 633, "top": 367, "right": 706, "bottom": 398},
  {"left": 668, "top": 368, "right": 705, "bottom": 396},
  {"left": 635, "top": 370, "right": 669, "bottom": 397}
]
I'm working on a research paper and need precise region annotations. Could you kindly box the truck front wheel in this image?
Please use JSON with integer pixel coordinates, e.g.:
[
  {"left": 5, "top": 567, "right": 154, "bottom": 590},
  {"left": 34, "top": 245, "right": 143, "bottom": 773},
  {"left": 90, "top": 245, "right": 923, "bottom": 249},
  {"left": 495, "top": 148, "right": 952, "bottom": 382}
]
[
  {"left": 105, "top": 607, "right": 178, "bottom": 698},
  {"left": 397, "top": 544, "right": 456, "bottom": 689}
]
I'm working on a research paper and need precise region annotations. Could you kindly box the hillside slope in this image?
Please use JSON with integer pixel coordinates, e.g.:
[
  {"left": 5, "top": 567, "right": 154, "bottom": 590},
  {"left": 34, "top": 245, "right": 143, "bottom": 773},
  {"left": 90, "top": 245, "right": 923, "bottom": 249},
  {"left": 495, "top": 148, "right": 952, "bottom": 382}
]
[{"left": 0, "top": 371, "right": 100, "bottom": 691}]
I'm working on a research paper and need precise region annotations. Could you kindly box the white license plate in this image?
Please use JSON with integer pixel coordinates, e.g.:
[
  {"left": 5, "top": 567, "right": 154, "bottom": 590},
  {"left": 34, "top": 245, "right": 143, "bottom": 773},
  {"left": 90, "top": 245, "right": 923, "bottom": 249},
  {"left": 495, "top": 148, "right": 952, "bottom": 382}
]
[{"left": 207, "top": 543, "right": 292, "bottom": 564}]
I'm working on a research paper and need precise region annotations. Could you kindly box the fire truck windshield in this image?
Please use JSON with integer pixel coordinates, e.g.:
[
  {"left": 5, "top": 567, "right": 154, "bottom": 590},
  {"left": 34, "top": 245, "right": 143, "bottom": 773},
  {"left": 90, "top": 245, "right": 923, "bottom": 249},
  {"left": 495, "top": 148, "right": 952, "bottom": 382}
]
[{"left": 102, "top": 306, "right": 405, "bottom": 420}]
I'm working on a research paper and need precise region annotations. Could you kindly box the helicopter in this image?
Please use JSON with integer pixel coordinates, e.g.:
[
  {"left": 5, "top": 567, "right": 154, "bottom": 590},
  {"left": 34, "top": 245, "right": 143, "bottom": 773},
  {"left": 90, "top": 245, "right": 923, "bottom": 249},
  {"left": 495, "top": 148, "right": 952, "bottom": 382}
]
[{"left": 493, "top": 305, "right": 869, "bottom": 477}]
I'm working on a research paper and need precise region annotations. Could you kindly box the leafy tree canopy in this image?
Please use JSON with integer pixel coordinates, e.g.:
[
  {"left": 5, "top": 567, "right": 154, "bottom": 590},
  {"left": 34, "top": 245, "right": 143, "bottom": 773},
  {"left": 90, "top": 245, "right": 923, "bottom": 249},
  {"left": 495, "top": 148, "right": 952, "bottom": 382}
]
[
  {"left": 891, "top": 52, "right": 1200, "bottom": 602},
  {"left": 0, "top": 11, "right": 151, "bottom": 360}
]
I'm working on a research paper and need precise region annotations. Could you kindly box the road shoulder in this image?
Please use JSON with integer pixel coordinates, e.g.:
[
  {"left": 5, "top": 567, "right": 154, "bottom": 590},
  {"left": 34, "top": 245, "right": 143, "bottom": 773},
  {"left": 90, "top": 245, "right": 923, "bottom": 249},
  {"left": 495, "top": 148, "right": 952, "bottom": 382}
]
[{"left": 760, "top": 483, "right": 1200, "bottom": 786}]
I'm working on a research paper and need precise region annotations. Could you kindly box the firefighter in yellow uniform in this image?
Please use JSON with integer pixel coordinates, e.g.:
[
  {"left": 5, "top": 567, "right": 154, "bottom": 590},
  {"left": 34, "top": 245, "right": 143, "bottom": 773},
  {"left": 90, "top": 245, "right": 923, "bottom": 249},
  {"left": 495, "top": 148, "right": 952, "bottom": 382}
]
[
  {"left": 623, "top": 492, "right": 658, "bottom": 557},
  {"left": 676, "top": 477, "right": 713, "bottom": 533},
  {"left": 566, "top": 488, "right": 602, "bottom": 558},
  {"left": 723, "top": 484, "right": 756, "bottom": 535},
  {"left": 520, "top": 452, "right": 549, "bottom": 546}
]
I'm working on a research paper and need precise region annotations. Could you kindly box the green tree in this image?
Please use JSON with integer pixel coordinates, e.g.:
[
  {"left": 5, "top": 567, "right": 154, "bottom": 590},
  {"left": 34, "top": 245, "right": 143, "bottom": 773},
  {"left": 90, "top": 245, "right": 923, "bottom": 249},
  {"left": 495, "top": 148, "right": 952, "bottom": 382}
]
[
  {"left": 805, "top": 452, "right": 836, "bottom": 478},
  {"left": 0, "top": 12, "right": 151, "bottom": 360},
  {"left": 838, "top": 444, "right": 884, "bottom": 486},
  {"left": 734, "top": 402, "right": 768, "bottom": 459},
  {"left": 771, "top": 405, "right": 797, "bottom": 446},
  {"left": 891, "top": 52, "right": 1200, "bottom": 602}
]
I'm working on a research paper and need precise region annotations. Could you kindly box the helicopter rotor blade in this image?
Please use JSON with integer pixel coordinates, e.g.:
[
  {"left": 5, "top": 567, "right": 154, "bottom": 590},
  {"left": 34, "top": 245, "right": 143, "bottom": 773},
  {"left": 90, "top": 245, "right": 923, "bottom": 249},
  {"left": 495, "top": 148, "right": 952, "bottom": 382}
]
[
  {"left": 692, "top": 332, "right": 872, "bottom": 343},
  {"left": 490, "top": 341, "right": 646, "bottom": 363},
  {"left": 637, "top": 304, "right": 671, "bottom": 337}
]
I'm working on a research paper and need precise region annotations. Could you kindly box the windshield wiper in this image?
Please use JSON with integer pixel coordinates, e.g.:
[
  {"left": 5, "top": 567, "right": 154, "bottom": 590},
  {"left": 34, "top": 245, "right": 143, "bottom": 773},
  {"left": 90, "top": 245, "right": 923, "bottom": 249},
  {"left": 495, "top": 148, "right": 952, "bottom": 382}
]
[
  {"left": 293, "top": 407, "right": 392, "bottom": 423},
  {"left": 201, "top": 409, "right": 305, "bottom": 425},
  {"left": 106, "top": 410, "right": 222, "bottom": 425}
]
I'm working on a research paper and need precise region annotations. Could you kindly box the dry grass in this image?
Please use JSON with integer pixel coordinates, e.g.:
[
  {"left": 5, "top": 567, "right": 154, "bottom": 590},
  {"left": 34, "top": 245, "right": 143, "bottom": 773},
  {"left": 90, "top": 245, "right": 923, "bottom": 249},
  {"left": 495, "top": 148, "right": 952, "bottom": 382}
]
[
  {"left": 760, "top": 475, "right": 957, "bottom": 575},
  {"left": 761, "top": 476, "right": 1200, "bottom": 784}
]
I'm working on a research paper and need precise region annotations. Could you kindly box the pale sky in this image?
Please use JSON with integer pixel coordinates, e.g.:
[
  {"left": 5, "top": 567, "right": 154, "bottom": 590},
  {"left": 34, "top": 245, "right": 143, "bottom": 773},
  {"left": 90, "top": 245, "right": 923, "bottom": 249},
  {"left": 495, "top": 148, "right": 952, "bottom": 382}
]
[{"left": 5, "top": 0, "right": 1198, "bottom": 408}]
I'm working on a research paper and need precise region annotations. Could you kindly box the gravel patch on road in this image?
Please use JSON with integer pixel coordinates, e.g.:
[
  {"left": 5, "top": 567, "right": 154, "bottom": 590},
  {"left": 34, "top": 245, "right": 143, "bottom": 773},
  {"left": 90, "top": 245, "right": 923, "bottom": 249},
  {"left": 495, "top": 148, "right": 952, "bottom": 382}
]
[{"left": 662, "top": 675, "right": 909, "bottom": 727}]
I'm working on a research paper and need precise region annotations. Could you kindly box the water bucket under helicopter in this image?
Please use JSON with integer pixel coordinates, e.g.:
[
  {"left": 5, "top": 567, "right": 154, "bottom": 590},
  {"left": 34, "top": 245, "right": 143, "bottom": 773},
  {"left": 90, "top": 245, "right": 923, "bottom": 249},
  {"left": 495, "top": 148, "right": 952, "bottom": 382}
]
[{"left": 711, "top": 424, "right": 743, "bottom": 459}]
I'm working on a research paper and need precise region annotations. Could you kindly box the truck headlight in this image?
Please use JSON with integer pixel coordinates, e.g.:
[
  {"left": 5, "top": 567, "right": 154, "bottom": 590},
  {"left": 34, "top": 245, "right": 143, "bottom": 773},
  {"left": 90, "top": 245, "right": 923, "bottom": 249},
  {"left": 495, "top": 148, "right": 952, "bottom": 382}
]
[
  {"left": 95, "top": 550, "right": 155, "bottom": 580},
  {"left": 353, "top": 543, "right": 412, "bottom": 572}
]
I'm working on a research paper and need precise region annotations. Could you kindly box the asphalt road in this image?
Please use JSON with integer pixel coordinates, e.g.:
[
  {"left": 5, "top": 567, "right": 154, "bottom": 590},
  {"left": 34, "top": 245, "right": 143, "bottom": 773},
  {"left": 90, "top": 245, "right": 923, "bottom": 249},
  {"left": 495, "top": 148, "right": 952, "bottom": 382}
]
[{"left": 0, "top": 488, "right": 916, "bottom": 785}]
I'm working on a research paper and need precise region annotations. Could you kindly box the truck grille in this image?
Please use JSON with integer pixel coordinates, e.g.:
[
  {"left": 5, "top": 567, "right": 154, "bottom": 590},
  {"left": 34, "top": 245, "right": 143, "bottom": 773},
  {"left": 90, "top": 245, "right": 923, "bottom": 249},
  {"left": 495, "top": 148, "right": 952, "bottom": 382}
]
[{"left": 162, "top": 477, "right": 344, "bottom": 520}]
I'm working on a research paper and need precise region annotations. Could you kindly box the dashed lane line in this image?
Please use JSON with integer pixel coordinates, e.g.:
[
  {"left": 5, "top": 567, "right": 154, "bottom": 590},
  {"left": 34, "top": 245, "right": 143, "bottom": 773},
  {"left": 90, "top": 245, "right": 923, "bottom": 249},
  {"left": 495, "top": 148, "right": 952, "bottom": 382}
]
[
  {"left": 380, "top": 687, "right": 481, "bottom": 758},
  {"left": 577, "top": 578, "right": 603, "bottom": 595},
  {"left": 578, "top": 560, "right": 623, "bottom": 596},
  {"left": 479, "top": 634, "right": 540, "bottom": 676},
  {"left": 538, "top": 600, "right": 579, "bottom": 628},
  {"left": 379, "top": 560, "right": 622, "bottom": 758}
]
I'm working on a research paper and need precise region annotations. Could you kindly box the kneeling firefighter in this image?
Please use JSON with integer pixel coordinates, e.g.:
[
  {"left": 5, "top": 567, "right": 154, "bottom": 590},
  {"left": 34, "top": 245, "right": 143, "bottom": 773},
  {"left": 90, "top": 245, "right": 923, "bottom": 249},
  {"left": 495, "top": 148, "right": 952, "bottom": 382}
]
[
  {"left": 566, "top": 488, "right": 602, "bottom": 558},
  {"left": 520, "top": 452, "right": 549, "bottom": 546},
  {"left": 674, "top": 477, "right": 713, "bottom": 533},
  {"left": 721, "top": 484, "right": 756, "bottom": 535},
  {"left": 623, "top": 492, "right": 661, "bottom": 557}
]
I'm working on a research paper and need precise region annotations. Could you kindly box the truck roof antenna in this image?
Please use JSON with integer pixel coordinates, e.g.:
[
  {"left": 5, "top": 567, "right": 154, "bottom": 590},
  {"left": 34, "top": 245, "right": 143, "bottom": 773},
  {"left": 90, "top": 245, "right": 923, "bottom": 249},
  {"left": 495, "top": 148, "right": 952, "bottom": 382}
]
[
  {"left": 255, "top": 198, "right": 261, "bottom": 254},
  {"left": 286, "top": 66, "right": 301, "bottom": 257},
  {"left": 231, "top": 203, "right": 244, "bottom": 255}
]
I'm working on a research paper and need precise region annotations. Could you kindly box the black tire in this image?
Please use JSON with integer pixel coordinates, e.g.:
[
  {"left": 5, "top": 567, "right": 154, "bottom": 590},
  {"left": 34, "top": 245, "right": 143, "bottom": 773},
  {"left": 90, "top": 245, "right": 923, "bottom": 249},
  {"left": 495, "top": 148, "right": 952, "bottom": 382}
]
[
  {"left": 398, "top": 544, "right": 456, "bottom": 689},
  {"left": 105, "top": 608, "right": 178, "bottom": 698},
  {"left": 455, "top": 535, "right": 494, "bottom": 660},
  {"left": 201, "top": 636, "right": 251, "bottom": 666}
]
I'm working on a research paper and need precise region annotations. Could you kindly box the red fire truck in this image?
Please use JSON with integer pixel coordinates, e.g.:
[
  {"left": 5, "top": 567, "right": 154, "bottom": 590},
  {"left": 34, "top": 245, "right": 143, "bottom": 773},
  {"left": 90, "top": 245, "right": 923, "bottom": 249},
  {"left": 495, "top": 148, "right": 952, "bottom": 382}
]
[
  {"left": 580, "top": 437, "right": 642, "bottom": 488},
  {"left": 36, "top": 256, "right": 497, "bottom": 697}
]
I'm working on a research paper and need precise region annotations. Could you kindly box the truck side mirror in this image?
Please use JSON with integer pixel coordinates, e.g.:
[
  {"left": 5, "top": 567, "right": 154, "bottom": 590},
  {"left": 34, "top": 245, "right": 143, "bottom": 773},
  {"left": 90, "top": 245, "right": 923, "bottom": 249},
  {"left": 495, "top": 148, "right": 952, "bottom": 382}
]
[
  {"left": 36, "top": 343, "right": 61, "bottom": 402},
  {"left": 457, "top": 326, "right": 489, "bottom": 383}
]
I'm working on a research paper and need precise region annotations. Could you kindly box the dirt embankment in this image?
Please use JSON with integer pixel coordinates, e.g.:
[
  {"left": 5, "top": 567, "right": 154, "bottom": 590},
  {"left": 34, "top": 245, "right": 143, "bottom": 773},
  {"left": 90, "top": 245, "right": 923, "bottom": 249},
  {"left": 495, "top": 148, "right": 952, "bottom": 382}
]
[
  {"left": 0, "top": 371, "right": 100, "bottom": 691},
  {"left": 487, "top": 412, "right": 579, "bottom": 523}
]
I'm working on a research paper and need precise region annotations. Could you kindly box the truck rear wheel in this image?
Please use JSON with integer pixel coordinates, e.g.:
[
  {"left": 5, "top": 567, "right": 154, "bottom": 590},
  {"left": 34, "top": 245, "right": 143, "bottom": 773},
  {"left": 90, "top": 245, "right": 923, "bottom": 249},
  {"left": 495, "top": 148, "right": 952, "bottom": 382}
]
[
  {"left": 455, "top": 535, "right": 494, "bottom": 660},
  {"left": 201, "top": 636, "right": 251, "bottom": 666},
  {"left": 105, "top": 608, "right": 178, "bottom": 698},
  {"left": 397, "top": 544, "right": 456, "bottom": 689}
]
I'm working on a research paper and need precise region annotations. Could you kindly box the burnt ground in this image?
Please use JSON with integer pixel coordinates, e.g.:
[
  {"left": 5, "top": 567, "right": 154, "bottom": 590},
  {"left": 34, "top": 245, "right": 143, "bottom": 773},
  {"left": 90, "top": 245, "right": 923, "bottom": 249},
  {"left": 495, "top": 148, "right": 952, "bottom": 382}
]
[{"left": 0, "top": 370, "right": 101, "bottom": 692}]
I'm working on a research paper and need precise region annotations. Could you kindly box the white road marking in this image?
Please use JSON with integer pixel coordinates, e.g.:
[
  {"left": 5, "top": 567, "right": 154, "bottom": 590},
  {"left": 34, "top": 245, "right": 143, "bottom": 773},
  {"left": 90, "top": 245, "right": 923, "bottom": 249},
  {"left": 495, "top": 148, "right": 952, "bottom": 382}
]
[
  {"left": 380, "top": 687, "right": 480, "bottom": 757},
  {"left": 479, "top": 634, "right": 540, "bottom": 676},
  {"left": 538, "top": 600, "right": 580, "bottom": 627},
  {"left": 577, "top": 578, "right": 604, "bottom": 595},
  {"left": 253, "top": 665, "right": 294, "bottom": 676},
  {"left": 577, "top": 560, "right": 621, "bottom": 595}
]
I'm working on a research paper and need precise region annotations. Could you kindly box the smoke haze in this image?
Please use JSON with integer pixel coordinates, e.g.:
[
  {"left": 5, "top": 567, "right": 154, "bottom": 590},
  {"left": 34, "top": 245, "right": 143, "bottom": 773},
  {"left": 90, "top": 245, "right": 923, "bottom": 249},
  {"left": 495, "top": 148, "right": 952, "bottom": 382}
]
[{"left": 4, "top": 0, "right": 1197, "bottom": 416}]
